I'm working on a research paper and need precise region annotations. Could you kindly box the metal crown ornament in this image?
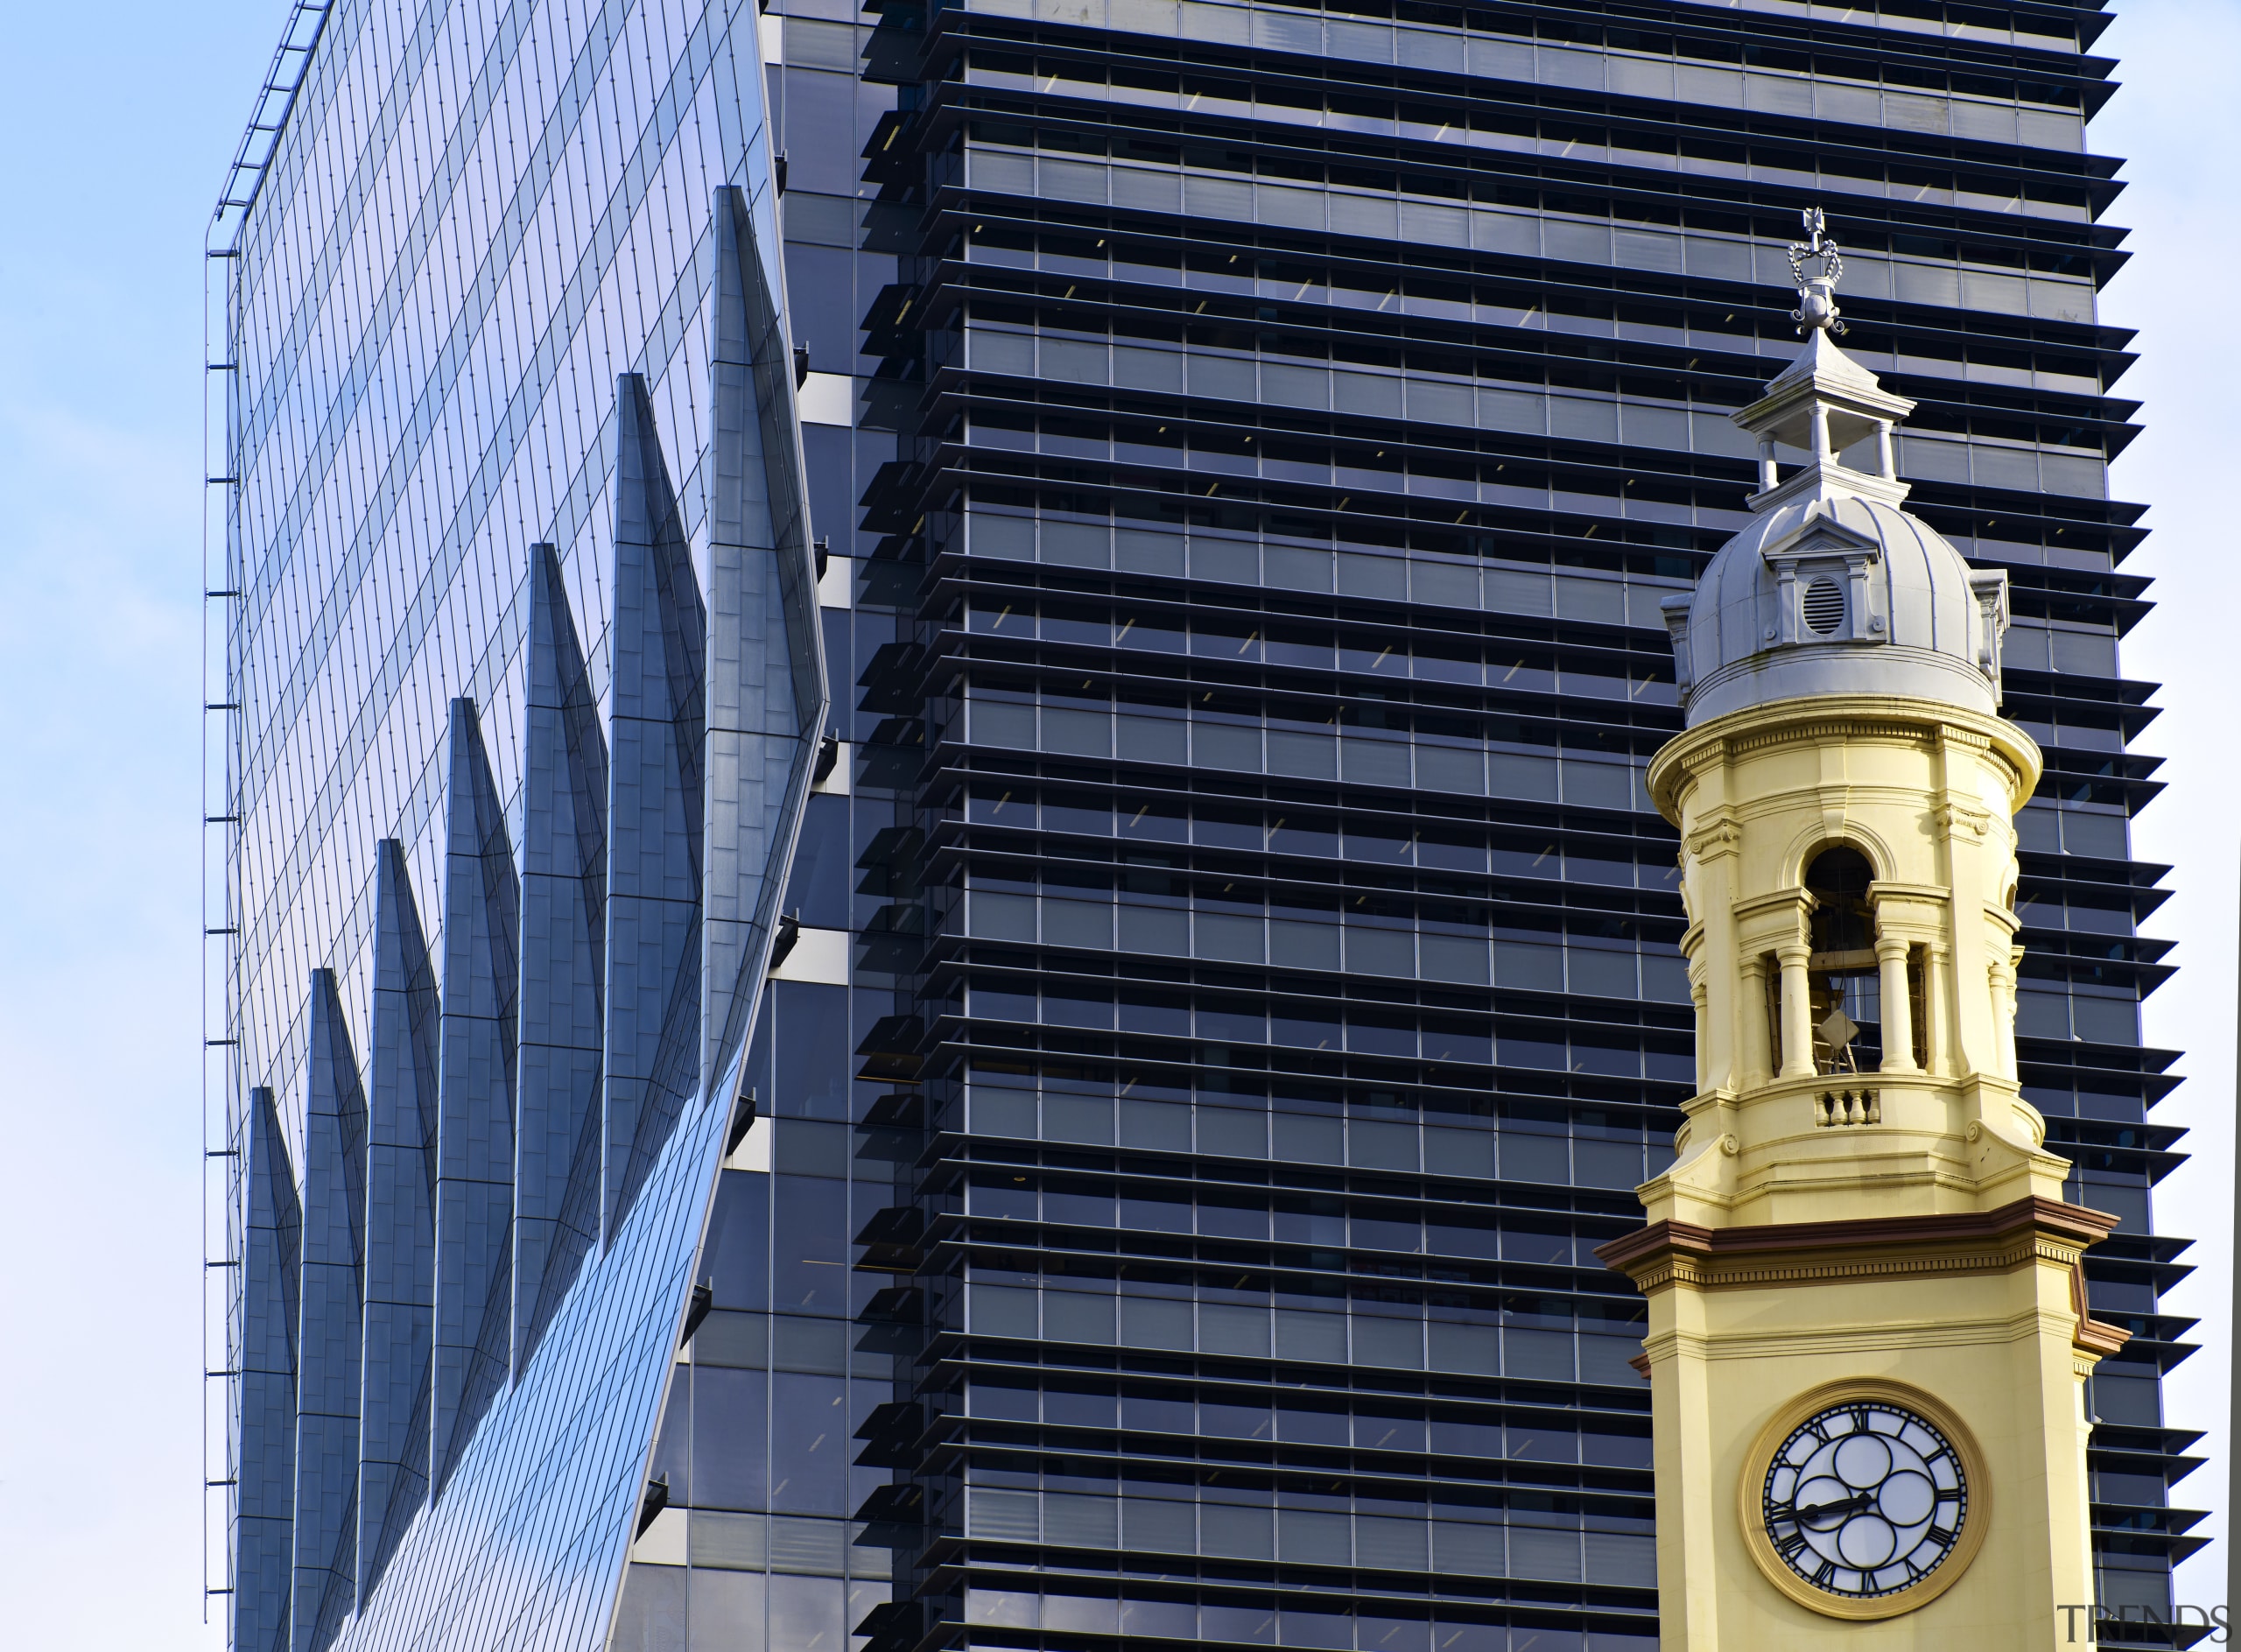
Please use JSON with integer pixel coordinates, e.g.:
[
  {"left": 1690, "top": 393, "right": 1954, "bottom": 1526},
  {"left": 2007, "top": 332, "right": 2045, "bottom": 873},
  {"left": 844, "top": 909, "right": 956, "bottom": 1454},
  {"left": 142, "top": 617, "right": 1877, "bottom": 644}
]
[{"left": 1788, "top": 206, "right": 1846, "bottom": 336}]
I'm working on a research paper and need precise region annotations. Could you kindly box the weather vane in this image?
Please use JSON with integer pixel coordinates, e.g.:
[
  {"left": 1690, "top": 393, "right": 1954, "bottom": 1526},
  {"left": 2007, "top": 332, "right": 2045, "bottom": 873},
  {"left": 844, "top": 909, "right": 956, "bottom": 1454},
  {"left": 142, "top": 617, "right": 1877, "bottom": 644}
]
[{"left": 1788, "top": 206, "right": 1846, "bottom": 337}]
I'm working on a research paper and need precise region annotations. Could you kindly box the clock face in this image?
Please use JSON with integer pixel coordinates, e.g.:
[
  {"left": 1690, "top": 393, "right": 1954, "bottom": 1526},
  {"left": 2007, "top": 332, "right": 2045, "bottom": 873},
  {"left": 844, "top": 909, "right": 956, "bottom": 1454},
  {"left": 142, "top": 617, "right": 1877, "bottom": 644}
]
[{"left": 1760, "top": 1401, "right": 1968, "bottom": 1599}]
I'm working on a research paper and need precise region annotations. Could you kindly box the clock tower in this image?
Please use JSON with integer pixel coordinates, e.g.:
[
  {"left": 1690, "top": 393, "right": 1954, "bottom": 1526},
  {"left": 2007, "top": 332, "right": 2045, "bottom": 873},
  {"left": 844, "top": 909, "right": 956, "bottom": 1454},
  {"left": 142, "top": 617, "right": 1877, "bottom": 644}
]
[{"left": 1598, "top": 212, "right": 2130, "bottom": 1647}]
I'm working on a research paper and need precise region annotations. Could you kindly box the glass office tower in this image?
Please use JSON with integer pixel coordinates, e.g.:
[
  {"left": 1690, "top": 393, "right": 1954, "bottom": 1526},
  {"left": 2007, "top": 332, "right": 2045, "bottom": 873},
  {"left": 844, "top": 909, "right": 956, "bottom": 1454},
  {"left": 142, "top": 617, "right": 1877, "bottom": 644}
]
[{"left": 208, "top": 2, "right": 2202, "bottom": 1650}]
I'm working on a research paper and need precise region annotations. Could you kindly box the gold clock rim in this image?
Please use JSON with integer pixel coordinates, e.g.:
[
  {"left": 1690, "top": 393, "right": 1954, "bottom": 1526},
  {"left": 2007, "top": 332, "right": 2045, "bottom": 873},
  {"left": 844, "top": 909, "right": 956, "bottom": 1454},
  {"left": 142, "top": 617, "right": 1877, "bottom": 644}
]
[{"left": 1736, "top": 1377, "right": 1992, "bottom": 1622}]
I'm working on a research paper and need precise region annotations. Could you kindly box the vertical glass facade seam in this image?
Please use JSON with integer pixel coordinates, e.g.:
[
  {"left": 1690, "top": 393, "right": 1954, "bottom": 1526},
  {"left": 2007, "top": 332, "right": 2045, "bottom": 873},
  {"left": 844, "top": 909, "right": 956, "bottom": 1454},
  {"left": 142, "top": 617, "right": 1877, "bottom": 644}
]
[{"left": 214, "top": 2, "right": 2202, "bottom": 1650}]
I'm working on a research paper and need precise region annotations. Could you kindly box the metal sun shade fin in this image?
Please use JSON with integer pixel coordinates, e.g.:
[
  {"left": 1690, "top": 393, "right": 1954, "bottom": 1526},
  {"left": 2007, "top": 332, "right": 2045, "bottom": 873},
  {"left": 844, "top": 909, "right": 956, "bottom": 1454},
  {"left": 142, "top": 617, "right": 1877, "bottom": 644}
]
[
  {"left": 433, "top": 699, "right": 520, "bottom": 1493},
  {"left": 292, "top": 970, "right": 365, "bottom": 1652},
  {"left": 702, "top": 183, "right": 827, "bottom": 1097},
  {"left": 358, "top": 841, "right": 439, "bottom": 1600},
  {"left": 236, "top": 1086, "right": 301, "bottom": 1652},
  {"left": 602, "top": 372, "right": 707, "bottom": 1246},
  {"left": 513, "top": 543, "right": 609, "bottom": 1371}
]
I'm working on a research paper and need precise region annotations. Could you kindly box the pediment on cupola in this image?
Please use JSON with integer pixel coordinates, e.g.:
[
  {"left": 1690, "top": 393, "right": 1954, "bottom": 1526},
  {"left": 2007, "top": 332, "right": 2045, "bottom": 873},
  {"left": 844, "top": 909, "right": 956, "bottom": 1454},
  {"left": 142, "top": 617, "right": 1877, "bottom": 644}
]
[{"left": 1758, "top": 509, "right": 1881, "bottom": 573}]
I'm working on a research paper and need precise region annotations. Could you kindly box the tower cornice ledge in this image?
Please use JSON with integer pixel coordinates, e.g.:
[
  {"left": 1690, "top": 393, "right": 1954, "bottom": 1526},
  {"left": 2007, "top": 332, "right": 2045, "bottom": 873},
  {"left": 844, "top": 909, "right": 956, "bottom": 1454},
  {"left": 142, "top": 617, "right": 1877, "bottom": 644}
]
[
  {"left": 1594, "top": 1194, "right": 2118, "bottom": 1293},
  {"left": 1646, "top": 692, "right": 2041, "bottom": 826}
]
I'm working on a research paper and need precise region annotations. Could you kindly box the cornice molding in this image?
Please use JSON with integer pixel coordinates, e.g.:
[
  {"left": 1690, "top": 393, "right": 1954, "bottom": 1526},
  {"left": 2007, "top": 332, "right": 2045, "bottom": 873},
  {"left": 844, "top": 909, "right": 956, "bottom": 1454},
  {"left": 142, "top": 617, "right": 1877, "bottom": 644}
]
[
  {"left": 2069, "top": 1262, "right": 2132, "bottom": 1359},
  {"left": 1646, "top": 693, "right": 2043, "bottom": 820},
  {"left": 1595, "top": 1195, "right": 2120, "bottom": 1296},
  {"left": 1724, "top": 716, "right": 1935, "bottom": 757}
]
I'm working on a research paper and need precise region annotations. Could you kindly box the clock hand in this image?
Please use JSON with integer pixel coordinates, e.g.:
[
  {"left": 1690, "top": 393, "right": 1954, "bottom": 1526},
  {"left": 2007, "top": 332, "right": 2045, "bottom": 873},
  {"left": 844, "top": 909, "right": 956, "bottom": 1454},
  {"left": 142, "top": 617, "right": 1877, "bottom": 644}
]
[{"left": 1795, "top": 1492, "right": 1876, "bottom": 1528}]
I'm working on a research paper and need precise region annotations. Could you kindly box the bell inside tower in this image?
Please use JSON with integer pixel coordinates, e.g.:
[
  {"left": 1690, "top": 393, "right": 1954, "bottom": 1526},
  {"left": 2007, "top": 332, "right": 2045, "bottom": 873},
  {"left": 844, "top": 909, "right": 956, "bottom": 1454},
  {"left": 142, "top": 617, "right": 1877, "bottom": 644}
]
[
  {"left": 1760, "top": 847, "right": 1931, "bottom": 1077},
  {"left": 1804, "top": 847, "right": 1880, "bottom": 1071}
]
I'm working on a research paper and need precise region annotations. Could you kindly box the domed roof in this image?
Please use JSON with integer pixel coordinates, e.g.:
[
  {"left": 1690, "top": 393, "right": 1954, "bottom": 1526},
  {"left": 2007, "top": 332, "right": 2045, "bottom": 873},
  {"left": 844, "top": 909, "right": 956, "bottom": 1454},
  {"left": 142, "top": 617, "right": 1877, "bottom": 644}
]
[
  {"left": 1661, "top": 214, "right": 2011, "bottom": 728},
  {"left": 1674, "top": 476, "right": 2011, "bottom": 727}
]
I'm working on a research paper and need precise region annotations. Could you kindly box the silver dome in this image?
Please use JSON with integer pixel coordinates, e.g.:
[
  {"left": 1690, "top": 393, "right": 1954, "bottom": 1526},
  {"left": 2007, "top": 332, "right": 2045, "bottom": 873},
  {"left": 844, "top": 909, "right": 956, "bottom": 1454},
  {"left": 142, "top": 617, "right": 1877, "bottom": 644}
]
[{"left": 1662, "top": 298, "right": 2009, "bottom": 728}]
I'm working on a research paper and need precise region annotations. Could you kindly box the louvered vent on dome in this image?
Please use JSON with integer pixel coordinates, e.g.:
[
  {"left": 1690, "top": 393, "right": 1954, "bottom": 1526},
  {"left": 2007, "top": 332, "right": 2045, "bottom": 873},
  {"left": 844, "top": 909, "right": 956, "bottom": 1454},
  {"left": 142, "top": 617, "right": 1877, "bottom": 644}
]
[{"left": 1802, "top": 577, "right": 1845, "bottom": 635}]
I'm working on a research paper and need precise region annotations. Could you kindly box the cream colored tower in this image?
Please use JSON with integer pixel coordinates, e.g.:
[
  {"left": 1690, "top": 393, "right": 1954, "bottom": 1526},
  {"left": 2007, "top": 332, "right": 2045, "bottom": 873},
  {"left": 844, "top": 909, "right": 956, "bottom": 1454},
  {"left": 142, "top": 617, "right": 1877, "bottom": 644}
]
[{"left": 1598, "top": 214, "right": 2127, "bottom": 1648}]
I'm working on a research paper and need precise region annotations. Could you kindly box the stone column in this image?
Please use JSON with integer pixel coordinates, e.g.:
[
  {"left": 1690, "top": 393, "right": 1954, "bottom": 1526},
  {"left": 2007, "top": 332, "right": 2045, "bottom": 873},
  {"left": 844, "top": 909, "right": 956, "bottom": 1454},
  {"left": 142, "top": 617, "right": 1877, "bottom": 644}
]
[
  {"left": 1777, "top": 943, "right": 1816, "bottom": 1079},
  {"left": 1922, "top": 945, "right": 1951, "bottom": 1077},
  {"left": 1990, "top": 949, "right": 2022, "bottom": 1081},
  {"left": 1685, "top": 977, "right": 1703, "bottom": 1093},
  {"left": 1738, "top": 953, "right": 1772, "bottom": 1090},
  {"left": 1876, "top": 937, "right": 1916, "bottom": 1072},
  {"left": 1757, "top": 434, "right": 1779, "bottom": 491}
]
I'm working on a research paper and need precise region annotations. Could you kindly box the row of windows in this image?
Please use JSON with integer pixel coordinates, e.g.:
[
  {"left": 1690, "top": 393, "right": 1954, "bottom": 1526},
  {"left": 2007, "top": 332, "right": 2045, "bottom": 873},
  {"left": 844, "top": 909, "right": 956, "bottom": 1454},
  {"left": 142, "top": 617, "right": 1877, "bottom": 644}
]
[
  {"left": 959, "top": 354, "right": 1770, "bottom": 464},
  {"left": 2015, "top": 801, "right": 2131, "bottom": 863},
  {"left": 1476, "top": 8, "right": 2075, "bottom": 63},
  {"left": 947, "top": 1037, "right": 1679, "bottom": 1107},
  {"left": 959, "top": 1177, "right": 1632, "bottom": 1259},
  {"left": 955, "top": 890, "right": 1689, "bottom": 1002},
  {"left": 976, "top": 875, "right": 1637, "bottom": 946},
  {"left": 958, "top": 861, "right": 1670, "bottom": 941},
  {"left": 2016, "top": 988, "right": 2140, "bottom": 1050},
  {"left": 959, "top": 678, "right": 1662, "bottom": 753},
  {"left": 965, "top": 1382, "right": 1647, "bottom": 1463},
  {"left": 945, "top": 226, "right": 2115, "bottom": 393},
  {"left": 960, "top": 986, "right": 1689, "bottom": 1073},
  {"left": 651, "top": 1365, "right": 861, "bottom": 1519},
  {"left": 924, "top": 479, "right": 2097, "bottom": 610},
  {"left": 937, "top": 787, "right": 1679, "bottom": 878},
  {"left": 952, "top": 1234, "right": 1627, "bottom": 1306},
  {"left": 2008, "top": 716, "right": 2127, "bottom": 760},
  {"left": 941, "top": 0, "right": 2079, "bottom": 54},
  {"left": 961, "top": 1284, "right": 1643, "bottom": 1385},
  {"left": 925, "top": 480, "right": 1701, "bottom": 579},
  {"left": 954, "top": 334, "right": 2105, "bottom": 492},
  {"left": 949, "top": 0, "right": 2081, "bottom": 71},
  {"left": 956, "top": 39, "right": 2090, "bottom": 182},
  {"left": 964, "top": 1488, "right": 1654, "bottom": 1585},
  {"left": 922, "top": 476, "right": 2127, "bottom": 587},
  {"left": 955, "top": 1582, "right": 1654, "bottom": 1652},
  {"left": 650, "top": 1509, "right": 868, "bottom": 1578},
  {"left": 955, "top": 1088, "right": 1671, "bottom": 1183},
  {"left": 961, "top": 102, "right": 2079, "bottom": 225},
  {"left": 959, "top": 787, "right": 1677, "bottom": 884},
  {"left": 608, "top": 1564, "right": 868, "bottom": 1652},
  {"left": 954, "top": 137, "right": 2101, "bottom": 289},
  {"left": 955, "top": 701, "right": 1661, "bottom": 805},
  {"left": 951, "top": 517, "right": 1698, "bottom": 632},
  {"left": 956, "top": 600, "right": 1675, "bottom": 683},
  {"left": 2026, "top": 1084, "right": 2155, "bottom": 1125}
]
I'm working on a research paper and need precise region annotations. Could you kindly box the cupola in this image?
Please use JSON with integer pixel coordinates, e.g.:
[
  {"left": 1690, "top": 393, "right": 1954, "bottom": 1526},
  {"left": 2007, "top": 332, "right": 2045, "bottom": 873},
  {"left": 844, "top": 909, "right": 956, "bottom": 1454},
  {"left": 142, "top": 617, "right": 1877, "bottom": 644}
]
[{"left": 1661, "top": 210, "right": 2013, "bottom": 727}]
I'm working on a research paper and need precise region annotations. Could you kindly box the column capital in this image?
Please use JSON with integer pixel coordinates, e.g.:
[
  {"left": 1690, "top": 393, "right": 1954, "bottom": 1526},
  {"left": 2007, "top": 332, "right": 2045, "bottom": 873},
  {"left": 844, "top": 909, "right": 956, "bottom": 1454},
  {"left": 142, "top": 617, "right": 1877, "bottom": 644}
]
[{"left": 1685, "top": 813, "right": 1743, "bottom": 861}]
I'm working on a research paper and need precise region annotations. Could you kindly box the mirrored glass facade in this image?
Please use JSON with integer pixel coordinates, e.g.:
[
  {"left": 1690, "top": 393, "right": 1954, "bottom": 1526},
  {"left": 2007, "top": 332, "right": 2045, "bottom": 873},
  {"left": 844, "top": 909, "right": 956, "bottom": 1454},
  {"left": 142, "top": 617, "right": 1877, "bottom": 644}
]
[
  {"left": 214, "top": 2, "right": 2202, "bottom": 1649},
  {"left": 215, "top": 5, "right": 824, "bottom": 1649}
]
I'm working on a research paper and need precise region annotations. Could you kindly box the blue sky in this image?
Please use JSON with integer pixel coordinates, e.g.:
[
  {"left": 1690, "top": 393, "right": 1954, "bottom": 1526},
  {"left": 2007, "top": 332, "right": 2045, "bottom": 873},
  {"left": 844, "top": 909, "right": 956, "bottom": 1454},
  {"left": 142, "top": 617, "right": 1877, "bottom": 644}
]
[
  {"left": 2089, "top": 0, "right": 2241, "bottom": 1617},
  {"left": 0, "top": 3, "right": 2229, "bottom": 1643}
]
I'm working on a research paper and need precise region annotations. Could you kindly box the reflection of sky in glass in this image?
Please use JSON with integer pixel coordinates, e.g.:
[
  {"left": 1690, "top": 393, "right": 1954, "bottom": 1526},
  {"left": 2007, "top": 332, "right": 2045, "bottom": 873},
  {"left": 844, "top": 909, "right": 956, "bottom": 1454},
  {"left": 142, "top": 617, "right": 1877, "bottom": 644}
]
[
  {"left": 219, "top": 4, "right": 814, "bottom": 1648},
  {"left": 224, "top": 0, "right": 784, "bottom": 1157},
  {"left": 343, "top": 1092, "right": 721, "bottom": 1651}
]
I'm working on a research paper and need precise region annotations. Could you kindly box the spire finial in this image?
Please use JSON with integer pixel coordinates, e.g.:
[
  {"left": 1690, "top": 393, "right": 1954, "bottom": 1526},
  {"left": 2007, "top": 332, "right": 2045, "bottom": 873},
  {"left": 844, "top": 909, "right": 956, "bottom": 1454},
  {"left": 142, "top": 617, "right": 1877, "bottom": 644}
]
[{"left": 1788, "top": 207, "right": 1845, "bottom": 337}]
